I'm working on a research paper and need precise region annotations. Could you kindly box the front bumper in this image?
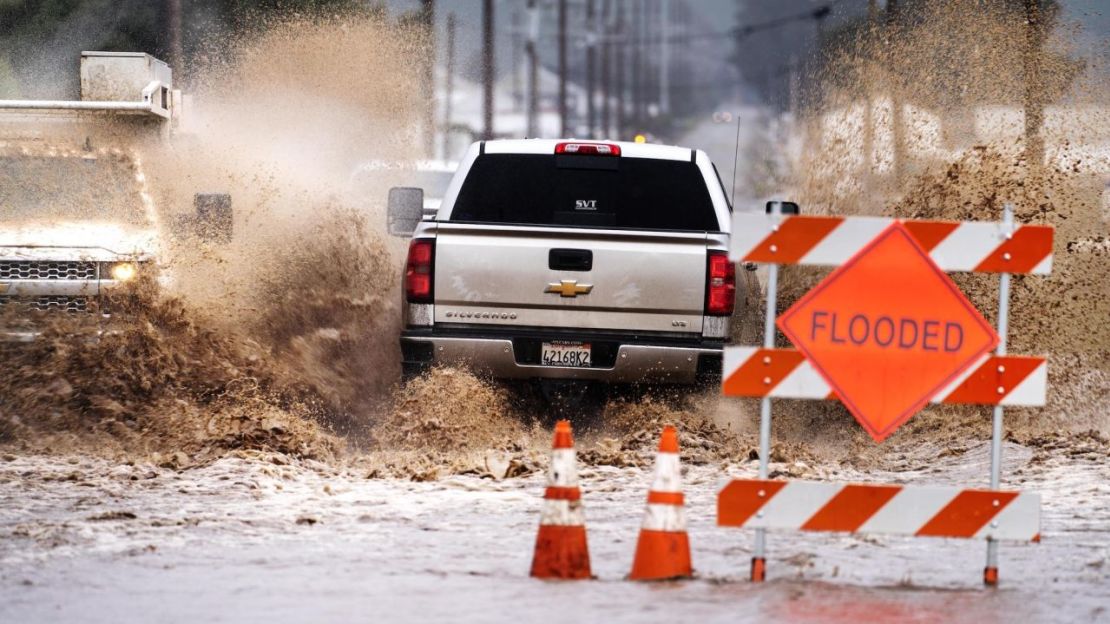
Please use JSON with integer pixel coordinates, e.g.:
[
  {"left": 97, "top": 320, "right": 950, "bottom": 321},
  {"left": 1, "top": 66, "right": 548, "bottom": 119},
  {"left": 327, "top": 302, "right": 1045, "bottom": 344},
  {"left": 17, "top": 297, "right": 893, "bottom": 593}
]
[
  {"left": 401, "top": 328, "right": 724, "bottom": 384},
  {"left": 1, "top": 281, "right": 107, "bottom": 342},
  {"left": 0, "top": 329, "right": 43, "bottom": 343}
]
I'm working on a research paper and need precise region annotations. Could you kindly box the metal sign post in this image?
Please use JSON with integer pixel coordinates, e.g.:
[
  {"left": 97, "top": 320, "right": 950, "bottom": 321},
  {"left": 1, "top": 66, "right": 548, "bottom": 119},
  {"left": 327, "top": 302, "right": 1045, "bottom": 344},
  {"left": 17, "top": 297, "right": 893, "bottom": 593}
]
[
  {"left": 984, "top": 203, "right": 1014, "bottom": 587},
  {"left": 751, "top": 201, "right": 782, "bottom": 583}
]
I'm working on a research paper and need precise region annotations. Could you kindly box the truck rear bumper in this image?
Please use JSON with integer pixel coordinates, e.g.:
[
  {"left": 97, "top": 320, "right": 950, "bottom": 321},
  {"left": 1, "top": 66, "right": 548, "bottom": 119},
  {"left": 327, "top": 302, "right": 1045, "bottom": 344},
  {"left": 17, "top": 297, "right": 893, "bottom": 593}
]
[{"left": 401, "top": 329, "right": 723, "bottom": 384}]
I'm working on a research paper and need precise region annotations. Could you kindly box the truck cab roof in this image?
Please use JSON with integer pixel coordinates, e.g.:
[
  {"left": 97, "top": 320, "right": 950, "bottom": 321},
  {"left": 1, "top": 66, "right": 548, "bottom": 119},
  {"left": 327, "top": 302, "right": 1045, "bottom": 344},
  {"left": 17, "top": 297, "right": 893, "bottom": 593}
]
[{"left": 481, "top": 138, "right": 704, "bottom": 162}]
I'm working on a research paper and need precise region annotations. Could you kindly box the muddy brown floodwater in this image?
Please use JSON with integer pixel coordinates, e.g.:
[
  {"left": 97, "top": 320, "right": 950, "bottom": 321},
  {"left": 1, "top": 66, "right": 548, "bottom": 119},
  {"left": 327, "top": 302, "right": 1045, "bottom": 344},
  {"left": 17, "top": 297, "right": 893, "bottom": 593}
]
[{"left": 1, "top": 4, "right": 1109, "bottom": 623}]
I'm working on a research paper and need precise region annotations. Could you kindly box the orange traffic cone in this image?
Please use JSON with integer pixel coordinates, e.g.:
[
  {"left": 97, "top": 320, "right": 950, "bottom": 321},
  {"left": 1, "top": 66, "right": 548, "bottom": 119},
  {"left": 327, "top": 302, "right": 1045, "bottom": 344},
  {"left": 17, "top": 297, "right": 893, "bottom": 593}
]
[
  {"left": 530, "top": 420, "right": 592, "bottom": 579},
  {"left": 629, "top": 425, "right": 692, "bottom": 580}
]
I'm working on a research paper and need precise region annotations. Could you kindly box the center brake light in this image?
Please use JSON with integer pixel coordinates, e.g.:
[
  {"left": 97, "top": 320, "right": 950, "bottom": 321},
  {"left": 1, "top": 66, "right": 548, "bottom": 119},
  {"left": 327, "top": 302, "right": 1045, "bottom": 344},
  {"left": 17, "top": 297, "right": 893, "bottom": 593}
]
[
  {"left": 705, "top": 251, "right": 736, "bottom": 316},
  {"left": 405, "top": 239, "right": 435, "bottom": 304},
  {"left": 555, "top": 142, "right": 621, "bottom": 156}
]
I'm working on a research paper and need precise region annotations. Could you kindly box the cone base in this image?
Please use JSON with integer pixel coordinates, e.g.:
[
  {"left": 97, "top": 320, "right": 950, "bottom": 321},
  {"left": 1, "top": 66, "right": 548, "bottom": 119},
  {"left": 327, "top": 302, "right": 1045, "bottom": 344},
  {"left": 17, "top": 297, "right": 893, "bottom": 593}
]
[
  {"left": 531, "top": 524, "right": 591, "bottom": 579},
  {"left": 629, "top": 529, "right": 692, "bottom": 581},
  {"left": 750, "top": 557, "right": 766, "bottom": 582},
  {"left": 983, "top": 566, "right": 998, "bottom": 586}
]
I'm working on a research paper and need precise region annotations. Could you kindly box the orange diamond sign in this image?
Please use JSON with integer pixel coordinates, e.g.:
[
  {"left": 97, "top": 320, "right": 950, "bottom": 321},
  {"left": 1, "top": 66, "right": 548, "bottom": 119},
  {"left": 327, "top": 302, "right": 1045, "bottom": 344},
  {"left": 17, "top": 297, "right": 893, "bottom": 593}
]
[{"left": 778, "top": 222, "right": 999, "bottom": 442}]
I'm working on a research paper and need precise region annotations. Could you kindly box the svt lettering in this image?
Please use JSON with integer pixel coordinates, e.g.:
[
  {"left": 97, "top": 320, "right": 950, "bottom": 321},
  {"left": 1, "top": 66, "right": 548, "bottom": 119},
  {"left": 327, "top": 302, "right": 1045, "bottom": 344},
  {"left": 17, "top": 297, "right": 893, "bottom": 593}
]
[{"left": 809, "top": 311, "right": 964, "bottom": 352}]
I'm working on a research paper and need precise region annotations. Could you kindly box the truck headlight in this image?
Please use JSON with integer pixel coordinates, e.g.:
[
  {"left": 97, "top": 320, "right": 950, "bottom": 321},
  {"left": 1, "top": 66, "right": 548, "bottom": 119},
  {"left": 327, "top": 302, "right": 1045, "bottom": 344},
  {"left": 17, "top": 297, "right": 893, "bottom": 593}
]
[{"left": 108, "top": 262, "right": 138, "bottom": 282}]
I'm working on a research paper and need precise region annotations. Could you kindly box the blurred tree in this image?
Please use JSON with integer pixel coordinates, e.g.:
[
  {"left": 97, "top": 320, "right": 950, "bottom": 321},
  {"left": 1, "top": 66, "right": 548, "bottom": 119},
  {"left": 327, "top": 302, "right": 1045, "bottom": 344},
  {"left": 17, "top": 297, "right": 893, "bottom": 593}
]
[
  {"left": 1, "top": 0, "right": 160, "bottom": 51},
  {"left": 798, "top": 0, "right": 1080, "bottom": 192},
  {"left": 807, "top": 0, "right": 1077, "bottom": 110}
]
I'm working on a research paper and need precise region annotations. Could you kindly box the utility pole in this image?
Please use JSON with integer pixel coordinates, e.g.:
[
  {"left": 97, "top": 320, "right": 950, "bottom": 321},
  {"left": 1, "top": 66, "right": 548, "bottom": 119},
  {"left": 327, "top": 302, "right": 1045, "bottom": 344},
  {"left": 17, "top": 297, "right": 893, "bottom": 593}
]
[
  {"left": 1023, "top": 0, "right": 1045, "bottom": 173},
  {"left": 600, "top": 0, "right": 611, "bottom": 138},
  {"left": 615, "top": 0, "right": 626, "bottom": 139},
  {"left": 862, "top": 0, "right": 877, "bottom": 191},
  {"left": 674, "top": 0, "right": 683, "bottom": 116},
  {"left": 788, "top": 54, "right": 799, "bottom": 114},
  {"left": 526, "top": 0, "right": 539, "bottom": 137},
  {"left": 646, "top": 0, "right": 654, "bottom": 119},
  {"left": 887, "top": 0, "right": 904, "bottom": 184},
  {"left": 659, "top": 0, "right": 670, "bottom": 116},
  {"left": 631, "top": 0, "right": 642, "bottom": 127},
  {"left": 442, "top": 13, "right": 456, "bottom": 160},
  {"left": 167, "top": 0, "right": 183, "bottom": 82},
  {"left": 511, "top": 9, "right": 522, "bottom": 112},
  {"left": 482, "top": 0, "right": 495, "bottom": 140},
  {"left": 421, "top": 0, "right": 436, "bottom": 158},
  {"left": 558, "top": 0, "right": 568, "bottom": 137},
  {"left": 586, "top": 0, "right": 597, "bottom": 138}
]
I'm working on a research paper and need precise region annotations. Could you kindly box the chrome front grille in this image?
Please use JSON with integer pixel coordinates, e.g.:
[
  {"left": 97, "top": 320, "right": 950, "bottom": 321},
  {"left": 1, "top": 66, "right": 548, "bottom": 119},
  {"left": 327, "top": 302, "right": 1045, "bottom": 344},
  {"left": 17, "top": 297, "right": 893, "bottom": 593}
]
[
  {"left": 0, "top": 261, "right": 98, "bottom": 280},
  {"left": 0, "top": 296, "right": 92, "bottom": 313}
]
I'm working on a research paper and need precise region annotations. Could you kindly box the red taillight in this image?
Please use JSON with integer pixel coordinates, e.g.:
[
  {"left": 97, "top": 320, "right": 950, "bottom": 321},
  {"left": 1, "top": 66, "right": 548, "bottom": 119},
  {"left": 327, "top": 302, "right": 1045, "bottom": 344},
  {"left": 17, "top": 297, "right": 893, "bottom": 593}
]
[
  {"left": 705, "top": 251, "right": 735, "bottom": 316},
  {"left": 555, "top": 142, "right": 621, "bottom": 156},
  {"left": 405, "top": 239, "right": 435, "bottom": 303}
]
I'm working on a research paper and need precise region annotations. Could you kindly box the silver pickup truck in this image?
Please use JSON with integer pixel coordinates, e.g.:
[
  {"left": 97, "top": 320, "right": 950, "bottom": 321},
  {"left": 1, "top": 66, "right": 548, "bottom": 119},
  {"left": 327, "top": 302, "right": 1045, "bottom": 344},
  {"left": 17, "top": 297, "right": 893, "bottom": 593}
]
[{"left": 388, "top": 139, "right": 741, "bottom": 392}]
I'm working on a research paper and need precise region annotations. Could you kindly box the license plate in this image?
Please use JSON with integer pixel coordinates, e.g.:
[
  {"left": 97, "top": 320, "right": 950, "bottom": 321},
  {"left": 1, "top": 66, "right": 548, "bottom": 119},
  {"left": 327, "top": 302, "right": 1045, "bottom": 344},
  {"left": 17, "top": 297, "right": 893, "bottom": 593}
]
[{"left": 541, "top": 341, "right": 592, "bottom": 367}]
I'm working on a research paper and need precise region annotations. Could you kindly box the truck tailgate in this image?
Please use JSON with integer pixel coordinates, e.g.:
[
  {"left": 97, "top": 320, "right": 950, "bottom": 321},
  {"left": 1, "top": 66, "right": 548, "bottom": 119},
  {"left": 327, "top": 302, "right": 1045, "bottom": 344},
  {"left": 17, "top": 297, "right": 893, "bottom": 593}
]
[{"left": 432, "top": 223, "right": 708, "bottom": 333}]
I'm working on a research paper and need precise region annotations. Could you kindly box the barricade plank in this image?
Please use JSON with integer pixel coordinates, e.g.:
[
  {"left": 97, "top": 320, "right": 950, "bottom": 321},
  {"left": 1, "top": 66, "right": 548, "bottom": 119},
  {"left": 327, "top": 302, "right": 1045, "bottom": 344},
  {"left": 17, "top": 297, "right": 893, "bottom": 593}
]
[{"left": 730, "top": 214, "right": 1053, "bottom": 275}]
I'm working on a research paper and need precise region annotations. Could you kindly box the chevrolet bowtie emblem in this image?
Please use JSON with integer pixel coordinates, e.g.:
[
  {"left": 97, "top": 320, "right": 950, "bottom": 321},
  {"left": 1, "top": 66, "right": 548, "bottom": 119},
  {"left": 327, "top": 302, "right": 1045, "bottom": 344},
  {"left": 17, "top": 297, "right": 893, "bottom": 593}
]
[
  {"left": 545, "top": 280, "right": 593, "bottom": 298},
  {"left": 0, "top": 282, "right": 9, "bottom": 294}
]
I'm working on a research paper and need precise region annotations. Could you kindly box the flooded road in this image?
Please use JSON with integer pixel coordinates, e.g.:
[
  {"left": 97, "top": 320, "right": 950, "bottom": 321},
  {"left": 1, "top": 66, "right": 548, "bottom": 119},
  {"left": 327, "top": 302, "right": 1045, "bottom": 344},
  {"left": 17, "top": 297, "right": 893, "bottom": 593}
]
[
  {"left": 1, "top": 3, "right": 1109, "bottom": 623},
  {"left": 1, "top": 440, "right": 1106, "bottom": 624}
]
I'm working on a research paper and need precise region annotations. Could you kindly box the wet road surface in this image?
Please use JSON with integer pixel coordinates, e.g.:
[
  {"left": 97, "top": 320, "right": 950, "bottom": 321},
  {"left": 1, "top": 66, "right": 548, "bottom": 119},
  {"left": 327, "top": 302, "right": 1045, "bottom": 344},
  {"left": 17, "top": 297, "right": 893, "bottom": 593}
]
[{"left": 0, "top": 444, "right": 1106, "bottom": 623}]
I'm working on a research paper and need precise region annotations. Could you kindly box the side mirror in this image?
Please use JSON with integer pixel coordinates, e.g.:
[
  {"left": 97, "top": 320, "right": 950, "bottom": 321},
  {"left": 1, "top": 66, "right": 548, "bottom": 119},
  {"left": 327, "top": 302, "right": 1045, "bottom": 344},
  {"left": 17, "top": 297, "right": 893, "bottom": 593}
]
[
  {"left": 388, "top": 187, "right": 424, "bottom": 237},
  {"left": 765, "top": 200, "right": 800, "bottom": 215},
  {"left": 194, "top": 193, "right": 233, "bottom": 243}
]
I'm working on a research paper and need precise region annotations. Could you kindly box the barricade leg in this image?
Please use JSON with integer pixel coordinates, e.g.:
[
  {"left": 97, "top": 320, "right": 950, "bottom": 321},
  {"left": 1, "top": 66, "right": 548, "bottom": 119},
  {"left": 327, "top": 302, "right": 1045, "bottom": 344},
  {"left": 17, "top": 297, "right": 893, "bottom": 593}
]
[
  {"left": 751, "top": 210, "right": 780, "bottom": 583},
  {"left": 984, "top": 204, "right": 1013, "bottom": 587}
]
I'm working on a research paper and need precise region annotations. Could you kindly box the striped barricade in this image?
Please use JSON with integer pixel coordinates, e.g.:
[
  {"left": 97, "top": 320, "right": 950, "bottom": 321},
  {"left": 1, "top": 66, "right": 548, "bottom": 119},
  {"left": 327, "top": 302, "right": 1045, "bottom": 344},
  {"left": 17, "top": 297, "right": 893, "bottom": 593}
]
[
  {"left": 718, "top": 480, "right": 1041, "bottom": 542},
  {"left": 722, "top": 347, "right": 1048, "bottom": 406},
  {"left": 723, "top": 206, "right": 1053, "bottom": 585},
  {"left": 730, "top": 213, "right": 1054, "bottom": 274}
]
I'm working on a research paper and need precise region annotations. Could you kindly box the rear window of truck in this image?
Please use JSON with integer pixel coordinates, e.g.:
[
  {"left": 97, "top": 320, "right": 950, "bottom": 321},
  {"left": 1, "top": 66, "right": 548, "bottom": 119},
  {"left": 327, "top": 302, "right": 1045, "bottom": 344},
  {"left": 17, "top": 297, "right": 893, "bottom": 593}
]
[{"left": 449, "top": 154, "right": 721, "bottom": 231}]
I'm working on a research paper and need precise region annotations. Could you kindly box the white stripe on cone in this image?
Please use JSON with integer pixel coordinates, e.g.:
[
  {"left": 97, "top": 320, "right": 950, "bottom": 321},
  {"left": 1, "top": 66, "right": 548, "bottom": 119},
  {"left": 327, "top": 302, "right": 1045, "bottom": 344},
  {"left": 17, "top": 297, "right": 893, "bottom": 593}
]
[
  {"left": 641, "top": 451, "right": 685, "bottom": 533},
  {"left": 649, "top": 453, "right": 682, "bottom": 493},
  {"left": 548, "top": 449, "right": 579, "bottom": 487},
  {"left": 641, "top": 503, "right": 687, "bottom": 532},
  {"left": 540, "top": 447, "right": 584, "bottom": 527},
  {"left": 540, "top": 499, "right": 585, "bottom": 527}
]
